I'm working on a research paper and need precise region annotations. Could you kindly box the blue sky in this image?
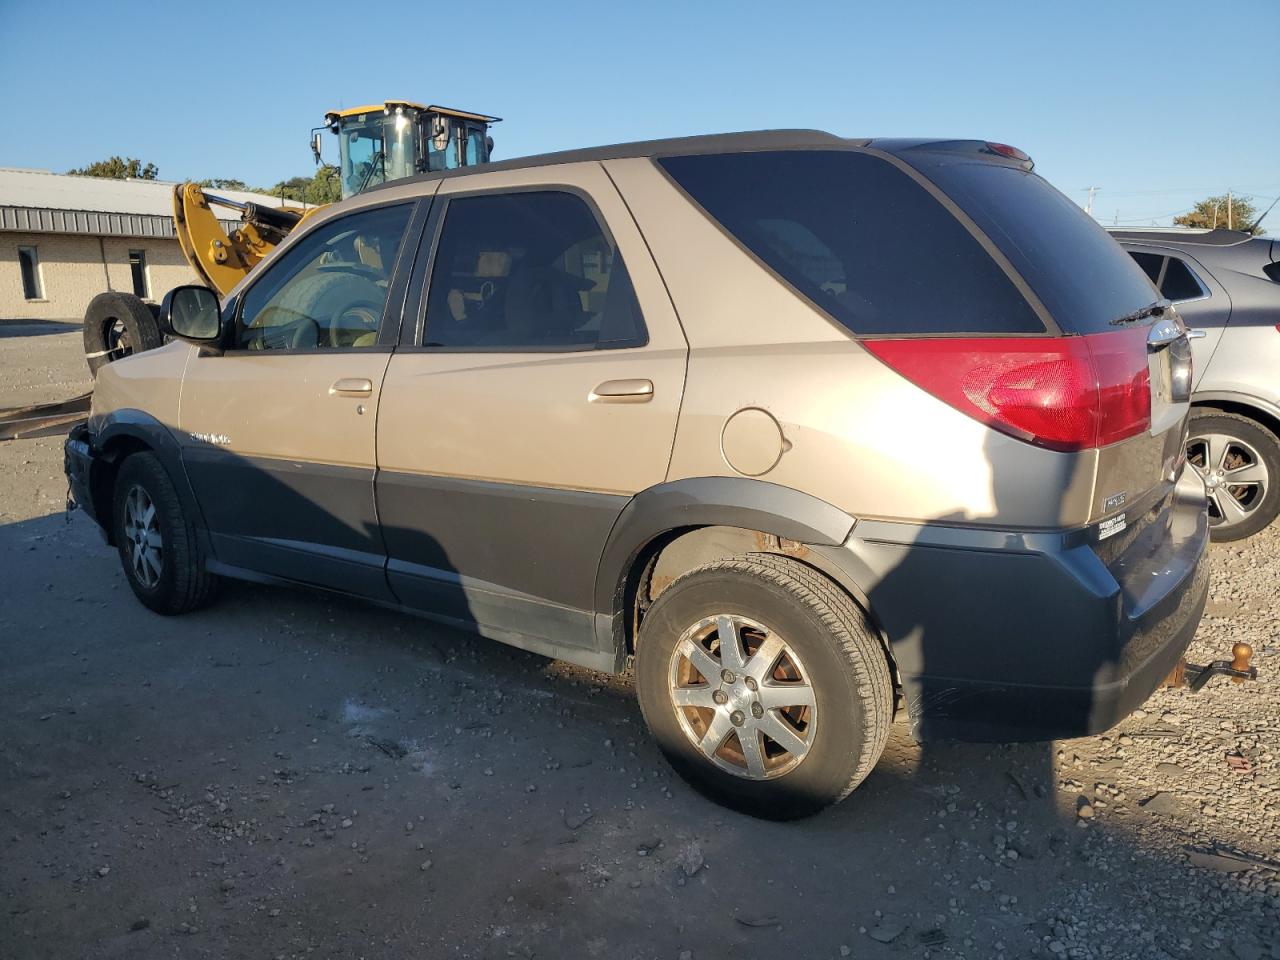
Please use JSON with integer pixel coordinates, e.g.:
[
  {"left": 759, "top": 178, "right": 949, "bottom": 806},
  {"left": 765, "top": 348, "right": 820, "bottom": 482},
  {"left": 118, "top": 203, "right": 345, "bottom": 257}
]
[{"left": 1, "top": 0, "right": 1276, "bottom": 230}]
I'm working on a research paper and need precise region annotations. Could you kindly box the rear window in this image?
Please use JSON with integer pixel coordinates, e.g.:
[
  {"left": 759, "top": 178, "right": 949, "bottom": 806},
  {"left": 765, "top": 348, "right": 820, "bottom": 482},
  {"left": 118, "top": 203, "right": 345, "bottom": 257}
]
[
  {"left": 905, "top": 156, "right": 1157, "bottom": 333},
  {"left": 658, "top": 150, "right": 1044, "bottom": 336}
]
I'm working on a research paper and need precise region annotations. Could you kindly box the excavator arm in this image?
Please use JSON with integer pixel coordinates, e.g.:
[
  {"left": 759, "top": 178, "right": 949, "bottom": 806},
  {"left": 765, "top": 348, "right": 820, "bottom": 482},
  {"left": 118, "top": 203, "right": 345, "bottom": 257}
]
[{"left": 171, "top": 183, "right": 317, "bottom": 296}]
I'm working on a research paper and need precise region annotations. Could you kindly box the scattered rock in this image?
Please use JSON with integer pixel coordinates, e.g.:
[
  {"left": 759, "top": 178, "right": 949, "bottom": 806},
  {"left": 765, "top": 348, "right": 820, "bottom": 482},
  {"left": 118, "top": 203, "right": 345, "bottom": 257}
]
[
  {"left": 128, "top": 917, "right": 149, "bottom": 932},
  {"left": 1139, "top": 792, "right": 1179, "bottom": 816},
  {"left": 675, "top": 841, "right": 704, "bottom": 877},
  {"left": 1155, "top": 762, "right": 1186, "bottom": 777},
  {"left": 868, "top": 918, "right": 906, "bottom": 944}
]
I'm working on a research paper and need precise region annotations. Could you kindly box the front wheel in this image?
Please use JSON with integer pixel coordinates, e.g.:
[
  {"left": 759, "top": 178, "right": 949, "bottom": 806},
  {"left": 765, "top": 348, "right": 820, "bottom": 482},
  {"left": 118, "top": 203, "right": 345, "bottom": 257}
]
[
  {"left": 1187, "top": 410, "right": 1280, "bottom": 542},
  {"left": 111, "top": 452, "right": 218, "bottom": 614},
  {"left": 635, "top": 554, "right": 893, "bottom": 820}
]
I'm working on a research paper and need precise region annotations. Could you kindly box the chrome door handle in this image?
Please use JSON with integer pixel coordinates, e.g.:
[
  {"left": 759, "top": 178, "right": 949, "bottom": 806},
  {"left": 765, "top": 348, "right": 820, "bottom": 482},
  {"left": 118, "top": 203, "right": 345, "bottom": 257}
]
[
  {"left": 1186, "top": 328, "right": 1208, "bottom": 340},
  {"left": 589, "top": 378, "right": 653, "bottom": 403},
  {"left": 329, "top": 378, "right": 373, "bottom": 397}
]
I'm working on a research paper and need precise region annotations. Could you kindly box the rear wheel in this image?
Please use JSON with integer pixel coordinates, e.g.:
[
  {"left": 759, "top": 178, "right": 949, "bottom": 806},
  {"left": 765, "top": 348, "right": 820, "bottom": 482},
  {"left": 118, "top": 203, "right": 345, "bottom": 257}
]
[
  {"left": 1187, "top": 410, "right": 1280, "bottom": 542},
  {"left": 83, "top": 292, "right": 163, "bottom": 374},
  {"left": 635, "top": 553, "right": 892, "bottom": 820},
  {"left": 111, "top": 452, "right": 218, "bottom": 614}
]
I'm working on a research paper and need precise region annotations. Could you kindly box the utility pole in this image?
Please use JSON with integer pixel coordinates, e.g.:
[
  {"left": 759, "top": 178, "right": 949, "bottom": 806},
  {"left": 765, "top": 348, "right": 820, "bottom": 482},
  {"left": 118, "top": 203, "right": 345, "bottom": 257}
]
[
  {"left": 1084, "top": 186, "right": 1100, "bottom": 215},
  {"left": 1227, "top": 190, "right": 1233, "bottom": 230}
]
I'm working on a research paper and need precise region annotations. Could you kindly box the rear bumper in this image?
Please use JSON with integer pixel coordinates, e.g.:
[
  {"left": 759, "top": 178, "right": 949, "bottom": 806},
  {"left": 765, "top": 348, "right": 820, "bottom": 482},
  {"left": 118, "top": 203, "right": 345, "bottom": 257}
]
[{"left": 815, "top": 465, "right": 1210, "bottom": 742}]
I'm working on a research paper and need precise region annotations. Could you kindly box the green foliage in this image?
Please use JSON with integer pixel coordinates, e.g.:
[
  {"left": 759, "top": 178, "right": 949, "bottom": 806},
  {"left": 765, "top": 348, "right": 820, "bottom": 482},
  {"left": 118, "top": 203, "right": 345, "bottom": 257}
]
[
  {"left": 197, "top": 178, "right": 249, "bottom": 190},
  {"left": 1174, "top": 194, "right": 1262, "bottom": 234},
  {"left": 68, "top": 156, "right": 159, "bottom": 180},
  {"left": 257, "top": 166, "right": 341, "bottom": 206}
]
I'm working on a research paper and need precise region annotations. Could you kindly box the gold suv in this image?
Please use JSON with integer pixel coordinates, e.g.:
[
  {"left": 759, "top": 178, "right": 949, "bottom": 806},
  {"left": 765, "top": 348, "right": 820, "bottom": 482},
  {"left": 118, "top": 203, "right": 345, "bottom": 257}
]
[{"left": 66, "top": 131, "right": 1210, "bottom": 818}]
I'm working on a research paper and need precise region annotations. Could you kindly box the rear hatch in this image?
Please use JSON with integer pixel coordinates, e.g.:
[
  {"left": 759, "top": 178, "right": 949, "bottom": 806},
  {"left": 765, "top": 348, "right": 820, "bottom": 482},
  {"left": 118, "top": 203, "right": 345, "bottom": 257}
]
[
  {"left": 888, "top": 142, "right": 1192, "bottom": 532},
  {"left": 657, "top": 142, "right": 1192, "bottom": 535}
]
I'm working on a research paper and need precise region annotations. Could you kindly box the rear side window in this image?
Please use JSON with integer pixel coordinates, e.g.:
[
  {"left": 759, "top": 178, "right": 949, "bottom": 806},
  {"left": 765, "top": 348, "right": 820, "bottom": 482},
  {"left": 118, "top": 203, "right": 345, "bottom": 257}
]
[
  {"left": 1130, "top": 251, "right": 1164, "bottom": 285},
  {"left": 659, "top": 150, "right": 1044, "bottom": 336},
  {"left": 1125, "top": 251, "right": 1208, "bottom": 302},
  {"left": 906, "top": 157, "right": 1157, "bottom": 333},
  {"left": 423, "top": 191, "right": 646, "bottom": 350},
  {"left": 1160, "top": 257, "right": 1206, "bottom": 301}
]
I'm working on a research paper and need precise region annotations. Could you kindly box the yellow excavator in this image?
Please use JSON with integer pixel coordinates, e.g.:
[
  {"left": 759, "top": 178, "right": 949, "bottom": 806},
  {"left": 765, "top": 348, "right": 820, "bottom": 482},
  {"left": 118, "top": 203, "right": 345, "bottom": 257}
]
[
  {"left": 0, "top": 103, "right": 499, "bottom": 439},
  {"left": 175, "top": 102, "right": 499, "bottom": 297}
]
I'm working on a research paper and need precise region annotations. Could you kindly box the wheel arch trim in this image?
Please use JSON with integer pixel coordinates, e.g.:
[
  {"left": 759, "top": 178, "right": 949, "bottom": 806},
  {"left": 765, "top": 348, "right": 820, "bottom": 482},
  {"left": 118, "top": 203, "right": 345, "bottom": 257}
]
[
  {"left": 591, "top": 477, "right": 859, "bottom": 665},
  {"left": 91, "top": 410, "right": 212, "bottom": 555}
]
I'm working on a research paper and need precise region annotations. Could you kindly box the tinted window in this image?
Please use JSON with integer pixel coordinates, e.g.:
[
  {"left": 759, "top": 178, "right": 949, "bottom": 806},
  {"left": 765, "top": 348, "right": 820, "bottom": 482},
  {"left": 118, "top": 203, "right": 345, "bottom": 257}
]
[
  {"left": 423, "top": 191, "right": 646, "bottom": 350},
  {"left": 1160, "top": 257, "right": 1205, "bottom": 301},
  {"left": 18, "top": 245, "right": 41, "bottom": 300},
  {"left": 236, "top": 204, "right": 412, "bottom": 350},
  {"left": 1129, "top": 251, "right": 1164, "bottom": 285},
  {"left": 907, "top": 157, "right": 1156, "bottom": 333},
  {"left": 659, "top": 150, "right": 1043, "bottom": 336}
]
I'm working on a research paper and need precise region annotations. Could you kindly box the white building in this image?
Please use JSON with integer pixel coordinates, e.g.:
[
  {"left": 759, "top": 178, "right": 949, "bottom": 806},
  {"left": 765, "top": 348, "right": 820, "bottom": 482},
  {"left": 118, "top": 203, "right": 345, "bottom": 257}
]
[{"left": 0, "top": 168, "right": 294, "bottom": 321}]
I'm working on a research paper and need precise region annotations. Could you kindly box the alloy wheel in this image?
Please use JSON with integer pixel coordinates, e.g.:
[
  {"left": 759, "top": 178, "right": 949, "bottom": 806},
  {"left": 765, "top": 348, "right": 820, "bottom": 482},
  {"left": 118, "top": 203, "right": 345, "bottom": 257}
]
[
  {"left": 122, "top": 484, "right": 163, "bottom": 588},
  {"left": 667, "top": 613, "right": 817, "bottom": 780},
  {"left": 1187, "top": 431, "right": 1270, "bottom": 532}
]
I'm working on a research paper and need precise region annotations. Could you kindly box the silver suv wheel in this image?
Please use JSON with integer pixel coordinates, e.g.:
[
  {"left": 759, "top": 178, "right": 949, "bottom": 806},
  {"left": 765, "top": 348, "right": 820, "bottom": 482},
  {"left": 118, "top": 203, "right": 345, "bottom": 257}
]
[
  {"left": 668, "top": 613, "right": 817, "bottom": 780},
  {"left": 1188, "top": 430, "right": 1270, "bottom": 533},
  {"left": 122, "top": 484, "right": 163, "bottom": 588}
]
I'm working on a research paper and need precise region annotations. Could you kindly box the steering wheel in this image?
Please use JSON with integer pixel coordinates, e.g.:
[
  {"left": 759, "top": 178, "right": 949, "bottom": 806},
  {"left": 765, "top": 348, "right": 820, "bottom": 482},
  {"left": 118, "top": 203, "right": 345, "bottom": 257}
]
[
  {"left": 328, "top": 299, "right": 383, "bottom": 347},
  {"left": 316, "top": 262, "right": 385, "bottom": 283}
]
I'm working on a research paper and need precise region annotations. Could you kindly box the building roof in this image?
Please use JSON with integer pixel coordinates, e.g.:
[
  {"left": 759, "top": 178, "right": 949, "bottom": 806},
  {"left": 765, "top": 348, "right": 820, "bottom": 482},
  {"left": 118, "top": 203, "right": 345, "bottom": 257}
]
[{"left": 0, "top": 168, "right": 299, "bottom": 240}]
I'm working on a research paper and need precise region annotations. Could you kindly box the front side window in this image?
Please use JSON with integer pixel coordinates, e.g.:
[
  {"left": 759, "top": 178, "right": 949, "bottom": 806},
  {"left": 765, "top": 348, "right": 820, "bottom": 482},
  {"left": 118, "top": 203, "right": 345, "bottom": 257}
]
[
  {"left": 18, "top": 245, "right": 42, "bottom": 300},
  {"left": 235, "top": 204, "right": 412, "bottom": 351},
  {"left": 422, "top": 191, "right": 646, "bottom": 350}
]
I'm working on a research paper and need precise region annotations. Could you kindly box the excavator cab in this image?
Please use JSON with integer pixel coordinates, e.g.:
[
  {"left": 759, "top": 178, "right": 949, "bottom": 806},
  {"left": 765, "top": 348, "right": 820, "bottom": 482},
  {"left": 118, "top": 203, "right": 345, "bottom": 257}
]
[{"left": 319, "top": 102, "right": 500, "bottom": 199}]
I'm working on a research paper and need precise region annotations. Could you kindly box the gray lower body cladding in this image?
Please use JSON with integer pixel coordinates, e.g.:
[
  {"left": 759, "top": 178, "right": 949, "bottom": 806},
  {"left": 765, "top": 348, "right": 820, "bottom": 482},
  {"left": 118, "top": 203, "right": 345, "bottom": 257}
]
[{"left": 815, "top": 466, "right": 1210, "bottom": 742}]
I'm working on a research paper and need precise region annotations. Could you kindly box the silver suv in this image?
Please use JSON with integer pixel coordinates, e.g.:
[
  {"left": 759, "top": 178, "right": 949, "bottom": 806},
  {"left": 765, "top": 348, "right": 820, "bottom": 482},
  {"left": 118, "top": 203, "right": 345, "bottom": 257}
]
[
  {"left": 1112, "top": 228, "right": 1280, "bottom": 541},
  {"left": 66, "top": 131, "right": 1209, "bottom": 818}
]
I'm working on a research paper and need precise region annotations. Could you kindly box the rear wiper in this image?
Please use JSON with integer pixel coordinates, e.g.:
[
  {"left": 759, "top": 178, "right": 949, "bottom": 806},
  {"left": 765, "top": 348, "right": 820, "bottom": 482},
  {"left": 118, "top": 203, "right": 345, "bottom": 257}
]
[{"left": 1108, "top": 299, "right": 1169, "bottom": 326}]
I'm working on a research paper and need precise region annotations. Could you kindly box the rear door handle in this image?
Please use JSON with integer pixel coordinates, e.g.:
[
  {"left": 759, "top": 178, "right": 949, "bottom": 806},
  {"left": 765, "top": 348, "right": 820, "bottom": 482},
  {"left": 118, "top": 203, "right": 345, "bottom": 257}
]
[
  {"left": 329, "top": 378, "right": 373, "bottom": 398},
  {"left": 589, "top": 379, "right": 653, "bottom": 404}
]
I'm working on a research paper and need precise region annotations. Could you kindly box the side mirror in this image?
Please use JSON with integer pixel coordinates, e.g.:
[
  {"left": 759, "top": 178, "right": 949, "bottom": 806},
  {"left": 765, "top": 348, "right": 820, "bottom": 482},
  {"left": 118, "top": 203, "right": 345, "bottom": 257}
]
[
  {"left": 160, "top": 285, "right": 221, "bottom": 344},
  {"left": 311, "top": 131, "right": 324, "bottom": 165}
]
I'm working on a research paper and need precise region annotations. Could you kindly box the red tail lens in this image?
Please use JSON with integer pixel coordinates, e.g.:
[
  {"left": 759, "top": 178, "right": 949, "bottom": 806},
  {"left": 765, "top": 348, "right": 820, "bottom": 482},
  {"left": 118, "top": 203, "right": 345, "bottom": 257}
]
[
  {"left": 985, "top": 142, "right": 1032, "bottom": 164},
  {"left": 865, "top": 331, "right": 1150, "bottom": 452}
]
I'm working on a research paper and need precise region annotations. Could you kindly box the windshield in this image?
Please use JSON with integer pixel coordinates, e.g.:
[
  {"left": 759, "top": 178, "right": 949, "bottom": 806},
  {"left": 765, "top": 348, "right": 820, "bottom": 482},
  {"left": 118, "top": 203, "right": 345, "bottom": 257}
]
[{"left": 337, "top": 111, "right": 417, "bottom": 198}]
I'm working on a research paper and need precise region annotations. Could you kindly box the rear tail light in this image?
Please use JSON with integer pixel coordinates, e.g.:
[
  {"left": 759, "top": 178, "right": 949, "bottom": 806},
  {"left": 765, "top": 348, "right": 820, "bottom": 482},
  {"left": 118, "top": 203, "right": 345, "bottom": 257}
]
[
  {"left": 985, "top": 142, "right": 1033, "bottom": 167},
  {"left": 865, "top": 329, "right": 1151, "bottom": 452}
]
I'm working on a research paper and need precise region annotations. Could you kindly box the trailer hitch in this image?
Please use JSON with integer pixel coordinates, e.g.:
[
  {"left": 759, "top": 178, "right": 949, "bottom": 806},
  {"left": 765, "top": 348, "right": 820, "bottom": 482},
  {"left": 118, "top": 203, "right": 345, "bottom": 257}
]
[{"left": 1164, "top": 642, "right": 1257, "bottom": 693}]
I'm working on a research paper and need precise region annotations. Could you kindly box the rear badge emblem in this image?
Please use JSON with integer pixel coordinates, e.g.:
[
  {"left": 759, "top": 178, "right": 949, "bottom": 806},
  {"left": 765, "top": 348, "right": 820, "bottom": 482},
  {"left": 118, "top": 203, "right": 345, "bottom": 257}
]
[
  {"left": 1099, "top": 513, "right": 1127, "bottom": 540},
  {"left": 1103, "top": 492, "right": 1127, "bottom": 512}
]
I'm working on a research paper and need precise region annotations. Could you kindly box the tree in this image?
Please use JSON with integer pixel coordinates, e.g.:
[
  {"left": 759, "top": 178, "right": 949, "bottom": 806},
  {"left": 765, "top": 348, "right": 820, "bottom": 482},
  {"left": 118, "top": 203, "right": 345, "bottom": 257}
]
[
  {"left": 197, "top": 177, "right": 249, "bottom": 190},
  {"left": 68, "top": 156, "right": 159, "bottom": 180},
  {"left": 257, "top": 166, "right": 341, "bottom": 205},
  {"left": 1174, "top": 194, "right": 1262, "bottom": 234}
]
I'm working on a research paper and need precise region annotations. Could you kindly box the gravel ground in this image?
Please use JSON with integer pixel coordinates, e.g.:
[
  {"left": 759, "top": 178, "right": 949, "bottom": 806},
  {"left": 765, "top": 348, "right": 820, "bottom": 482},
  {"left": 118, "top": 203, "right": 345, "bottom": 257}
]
[{"left": 1, "top": 330, "right": 1278, "bottom": 960}]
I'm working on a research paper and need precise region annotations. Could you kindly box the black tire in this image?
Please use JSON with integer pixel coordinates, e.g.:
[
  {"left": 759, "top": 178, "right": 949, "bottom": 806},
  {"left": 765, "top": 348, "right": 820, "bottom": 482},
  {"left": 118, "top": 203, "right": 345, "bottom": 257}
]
[
  {"left": 83, "top": 292, "right": 163, "bottom": 375},
  {"left": 1187, "top": 409, "right": 1280, "bottom": 542},
  {"left": 111, "top": 452, "right": 218, "bottom": 614},
  {"left": 635, "top": 553, "right": 893, "bottom": 820}
]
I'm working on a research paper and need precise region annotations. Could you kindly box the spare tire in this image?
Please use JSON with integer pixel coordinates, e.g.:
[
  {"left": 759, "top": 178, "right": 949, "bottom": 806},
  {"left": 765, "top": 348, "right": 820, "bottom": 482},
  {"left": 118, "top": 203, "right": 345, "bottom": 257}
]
[{"left": 83, "top": 292, "right": 163, "bottom": 375}]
